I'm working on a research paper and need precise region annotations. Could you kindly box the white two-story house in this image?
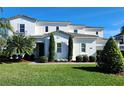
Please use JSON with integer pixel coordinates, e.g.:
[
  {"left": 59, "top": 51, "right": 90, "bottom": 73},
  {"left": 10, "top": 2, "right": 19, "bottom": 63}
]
[{"left": 7, "top": 15, "right": 107, "bottom": 60}]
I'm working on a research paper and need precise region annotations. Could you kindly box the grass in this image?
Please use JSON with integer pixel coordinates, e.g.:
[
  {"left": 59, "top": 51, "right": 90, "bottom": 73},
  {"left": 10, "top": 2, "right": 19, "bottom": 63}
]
[{"left": 0, "top": 62, "right": 124, "bottom": 85}]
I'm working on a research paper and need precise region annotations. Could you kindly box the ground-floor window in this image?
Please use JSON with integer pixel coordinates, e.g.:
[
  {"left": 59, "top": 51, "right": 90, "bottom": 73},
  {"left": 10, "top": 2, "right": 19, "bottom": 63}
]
[
  {"left": 81, "top": 43, "right": 86, "bottom": 52},
  {"left": 57, "top": 43, "right": 62, "bottom": 53}
]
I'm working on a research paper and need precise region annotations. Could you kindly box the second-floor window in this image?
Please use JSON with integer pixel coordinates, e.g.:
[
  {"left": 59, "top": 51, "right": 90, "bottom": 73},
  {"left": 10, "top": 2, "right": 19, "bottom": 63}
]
[
  {"left": 74, "top": 29, "right": 78, "bottom": 33},
  {"left": 45, "top": 26, "right": 48, "bottom": 32},
  {"left": 56, "top": 26, "right": 59, "bottom": 31},
  {"left": 96, "top": 31, "right": 98, "bottom": 35},
  {"left": 57, "top": 43, "right": 62, "bottom": 53},
  {"left": 20, "top": 24, "right": 25, "bottom": 33}
]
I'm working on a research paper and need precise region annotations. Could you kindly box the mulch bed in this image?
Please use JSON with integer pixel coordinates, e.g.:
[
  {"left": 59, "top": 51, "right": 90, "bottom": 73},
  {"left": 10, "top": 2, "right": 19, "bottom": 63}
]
[{"left": 116, "top": 71, "right": 124, "bottom": 76}]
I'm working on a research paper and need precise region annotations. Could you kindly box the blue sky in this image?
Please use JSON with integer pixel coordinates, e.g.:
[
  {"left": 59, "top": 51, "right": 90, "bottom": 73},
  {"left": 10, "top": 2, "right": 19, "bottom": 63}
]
[{"left": 1, "top": 7, "right": 124, "bottom": 38}]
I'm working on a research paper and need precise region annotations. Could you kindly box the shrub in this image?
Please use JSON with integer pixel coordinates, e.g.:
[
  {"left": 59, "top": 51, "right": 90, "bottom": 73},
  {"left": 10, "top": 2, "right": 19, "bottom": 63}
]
[
  {"left": 83, "top": 55, "right": 89, "bottom": 62},
  {"left": 89, "top": 56, "right": 96, "bottom": 62},
  {"left": 6, "top": 34, "right": 35, "bottom": 58},
  {"left": 49, "top": 33, "right": 55, "bottom": 62},
  {"left": 40, "top": 56, "right": 48, "bottom": 63},
  {"left": 96, "top": 50, "right": 102, "bottom": 62},
  {"left": 76, "top": 55, "right": 83, "bottom": 62},
  {"left": 121, "top": 51, "right": 124, "bottom": 57},
  {"left": 24, "top": 54, "right": 35, "bottom": 61},
  {"left": 97, "top": 37, "right": 123, "bottom": 73},
  {"left": 68, "top": 36, "right": 73, "bottom": 61}
]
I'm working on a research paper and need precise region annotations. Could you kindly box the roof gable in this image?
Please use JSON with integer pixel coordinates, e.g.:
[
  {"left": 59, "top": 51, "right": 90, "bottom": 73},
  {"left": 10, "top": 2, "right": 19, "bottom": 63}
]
[{"left": 8, "top": 15, "right": 37, "bottom": 22}]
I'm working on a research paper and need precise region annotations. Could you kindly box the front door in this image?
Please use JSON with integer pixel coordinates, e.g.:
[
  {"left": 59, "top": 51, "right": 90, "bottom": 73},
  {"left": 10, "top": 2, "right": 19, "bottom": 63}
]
[{"left": 37, "top": 43, "right": 44, "bottom": 57}]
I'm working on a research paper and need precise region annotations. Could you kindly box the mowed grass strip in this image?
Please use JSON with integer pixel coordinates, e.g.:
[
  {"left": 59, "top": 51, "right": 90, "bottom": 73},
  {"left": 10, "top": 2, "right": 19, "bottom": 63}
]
[{"left": 0, "top": 63, "right": 123, "bottom": 86}]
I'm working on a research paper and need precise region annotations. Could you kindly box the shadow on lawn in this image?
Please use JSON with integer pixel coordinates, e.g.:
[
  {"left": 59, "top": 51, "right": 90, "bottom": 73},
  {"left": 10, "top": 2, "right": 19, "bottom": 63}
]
[{"left": 73, "top": 66, "right": 108, "bottom": 74}]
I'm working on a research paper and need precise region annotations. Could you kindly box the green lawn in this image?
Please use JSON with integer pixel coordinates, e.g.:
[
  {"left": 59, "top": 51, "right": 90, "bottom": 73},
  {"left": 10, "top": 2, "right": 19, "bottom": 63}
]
[{"left": 0, "top": 62, "right": 124, "bottom": 86}]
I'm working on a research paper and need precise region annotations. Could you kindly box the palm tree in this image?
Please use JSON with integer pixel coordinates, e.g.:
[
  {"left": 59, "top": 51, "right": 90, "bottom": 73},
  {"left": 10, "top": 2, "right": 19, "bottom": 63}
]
[
  {"left": 0, "top": 37, "right": 6, "bottom": 55},
  {"left": 6, "top": 34, "right": 35, "bottom": 57},
  {"left": 0, "top": 18, "right": 13, "bottom": 37},
  {"left": 0, "top": 8, "right": 13, "bottom": 38}
]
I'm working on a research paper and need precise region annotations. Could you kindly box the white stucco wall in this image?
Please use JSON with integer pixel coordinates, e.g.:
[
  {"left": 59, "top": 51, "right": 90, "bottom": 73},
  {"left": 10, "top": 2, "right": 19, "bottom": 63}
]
[
  {"left": 35, "top": 24, "right": 69, "bottom": 35},
  {"left": 9, "top": 18, "right": 36, "bottom": 36},
  {"left": 7, "top": 17, "right": 104, "bottom": 61},
  {"left": 73, "top": 38, "right": 96, "bottom": 60},
  {"left": 44, "top": 32, "right": 69, "bottom": 60},
  {"left": 8, "top": 17, "right": 103, "bottom": 38}
]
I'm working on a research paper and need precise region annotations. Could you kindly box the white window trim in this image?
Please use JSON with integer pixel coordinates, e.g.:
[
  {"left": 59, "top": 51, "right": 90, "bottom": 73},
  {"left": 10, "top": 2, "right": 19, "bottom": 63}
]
[
  {"left": 57, "top": 42, "right": 62, "bottom": 53},
  {"left": 80, "top": 43, "right": 86, "bottom": 52},
  {"left": 20, "top": 24, "right": 25, "bottom": 33}
]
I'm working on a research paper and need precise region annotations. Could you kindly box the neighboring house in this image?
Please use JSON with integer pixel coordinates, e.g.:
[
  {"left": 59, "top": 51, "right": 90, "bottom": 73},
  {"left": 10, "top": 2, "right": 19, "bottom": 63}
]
[
  {"left": 7, "top": 15, "right": 107, "bottom": 60},
  {"left": 114, "top": 33, "right": 124, "bottom": 51}
]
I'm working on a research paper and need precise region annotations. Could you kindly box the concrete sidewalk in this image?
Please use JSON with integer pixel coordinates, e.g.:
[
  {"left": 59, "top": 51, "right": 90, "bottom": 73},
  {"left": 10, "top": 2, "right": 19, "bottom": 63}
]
[{"left": 29, "top": 62, "right": 96, "bottom": 65}]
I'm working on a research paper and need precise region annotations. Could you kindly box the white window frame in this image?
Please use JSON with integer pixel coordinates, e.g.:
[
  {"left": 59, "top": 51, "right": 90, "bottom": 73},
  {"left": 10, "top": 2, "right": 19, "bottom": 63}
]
[
  {"left": 96, "top": 31, "right": 98, "bottom": 35},
  {"left": 57, "top": 43, "right": 62, "bottom": 53},
  {"left": 45, "top": 26, "right": 48, "bottom": 32},
  {"left": 56, "top": 26, "right": 59, "bottom": 31},
  {"left": 81, "top": 43, "right": 86, "bottom": 52},
  {"left": 74, "top": 29, "right": 78, "bottom": 33},
  {"left": 20, "top": 24, "right": 25, "bottom": 33}
]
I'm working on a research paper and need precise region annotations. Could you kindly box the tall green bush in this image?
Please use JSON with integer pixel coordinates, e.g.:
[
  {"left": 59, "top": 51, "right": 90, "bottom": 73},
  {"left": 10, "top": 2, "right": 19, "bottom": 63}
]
[
  {"left": 68, "top": 36, "right": 73, "bottom": 61},
  {"left": 97, "top": 37, "right": 123, "bottom": 73},
  {"left": 96, "top": 50, "right": 102, "bottom": 62},
  {"left": 48, "top": 33, "right": 55, "bottom": 61}
]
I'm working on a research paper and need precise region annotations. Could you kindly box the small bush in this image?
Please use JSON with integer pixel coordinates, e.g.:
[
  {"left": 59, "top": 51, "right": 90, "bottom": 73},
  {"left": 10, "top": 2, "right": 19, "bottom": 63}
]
[
  {"left": 89, "top": 56, "right": 96, "bottom": 62},
  {"left": 83, "top": 55, "right": 89, "bottom": 62},
  {"left": 39, "top": 56, "right": 48, "bottom": 63},
  {"left": 24, "top": 54, "right": 35, "bottom": 61},
  {"left": 76, "top": 55, "right": 83, "bottom": 62}
]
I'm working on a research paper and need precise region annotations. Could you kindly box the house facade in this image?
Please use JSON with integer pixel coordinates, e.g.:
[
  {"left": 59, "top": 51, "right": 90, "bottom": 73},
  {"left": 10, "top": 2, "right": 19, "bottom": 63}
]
[
  {"left": 114, "top": 33, "right": 124, "bottom": 51},
  {"left": 7, "top": 15, "right": 107, "bottom": 60}
]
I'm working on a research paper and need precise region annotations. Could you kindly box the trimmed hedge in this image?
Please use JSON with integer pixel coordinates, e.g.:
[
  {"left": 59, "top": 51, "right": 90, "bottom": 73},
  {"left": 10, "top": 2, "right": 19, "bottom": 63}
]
[
  {"left": 89, "top": 56, "right": 96, "bottom": 62},
  {"left": 40, "top": 56, "right": 48, "bottom": 63},
  {"left": 76, "top": 55, "right": 83, "bottom": 62},
  {"left": 83, "top": 55, "right": 89, "bottom": 62}
]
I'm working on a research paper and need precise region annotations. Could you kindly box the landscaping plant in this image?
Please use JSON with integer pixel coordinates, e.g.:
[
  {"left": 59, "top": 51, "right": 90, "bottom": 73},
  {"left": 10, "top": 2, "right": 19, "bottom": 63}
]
[
  {"left": 83, "top": 55, "right": 89, "bottom": 62},
  {"left": 48, "top": 33, "right": 55, "bottom": 61},
  {"left": 68, "top": 36, "right": 73, "bottom": 61},
  {"left": 76, "top": 55, "right": 83, "bottom": 62},
  {"left": 40, "top": 56, "right": 48, "bottom": 63},
  {"left": 89, "top": 56, "right": 96, "bottom": 62},
  {"left": 5, "top": 34, "right": 35, "bottom": 60},
  {"left": 97, "top": 37, "right": 123, "bottom": 73}
]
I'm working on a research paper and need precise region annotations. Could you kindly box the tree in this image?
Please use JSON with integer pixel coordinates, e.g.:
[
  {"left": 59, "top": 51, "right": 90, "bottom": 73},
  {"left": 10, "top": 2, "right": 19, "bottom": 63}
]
[
  {"left": 97, "top": 37, "right": 123, "bottom": 73},
  {"left": 48, "top": 33, "right": 55, "bottom": 61},
  {"left": 120, "top": 26, "right": 124, "bottom": 35},
  {"left": 0, "top": 37, "right": 6, "bottom": 55},
  {"left": 68, "top": 36, "right": 73, "bottom": 61},
  {"left": 5, "top": 34, "right": 35, "bottom": 57},
  {"left": 0, "top": 8, "right": 13, "bottom": 38}
]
